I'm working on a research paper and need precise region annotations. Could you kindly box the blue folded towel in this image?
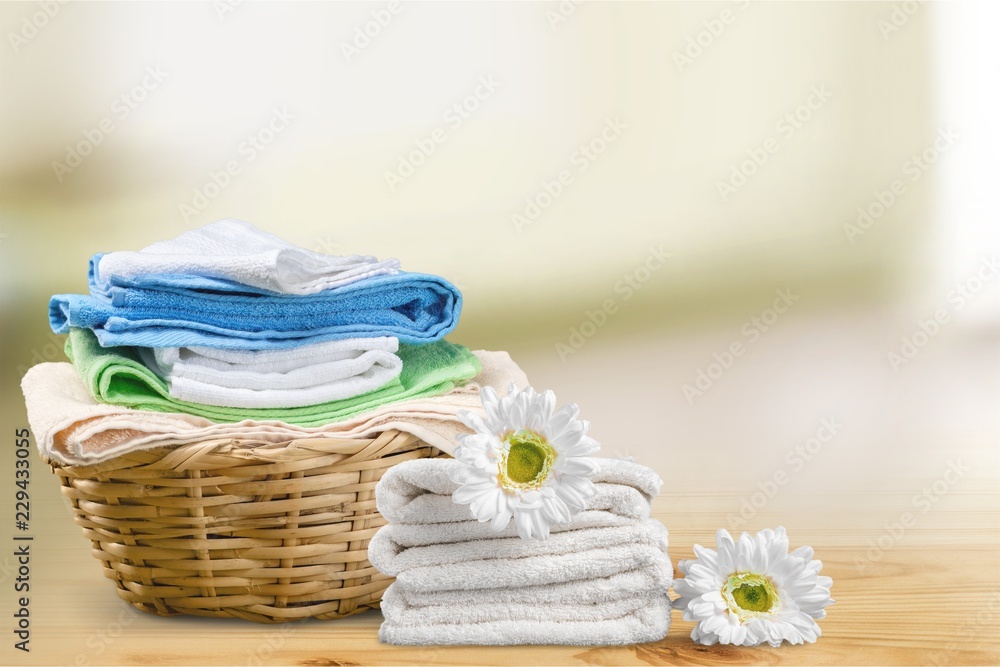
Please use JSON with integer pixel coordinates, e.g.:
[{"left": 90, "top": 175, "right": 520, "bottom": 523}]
[{"left": 50, "top": 254, "right": 462, "bottom": 349}]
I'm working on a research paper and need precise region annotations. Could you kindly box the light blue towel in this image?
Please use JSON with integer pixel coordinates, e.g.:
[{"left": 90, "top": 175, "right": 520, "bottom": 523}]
[{"left": 50, "top": 255, "right": 462, "bottom": 349}]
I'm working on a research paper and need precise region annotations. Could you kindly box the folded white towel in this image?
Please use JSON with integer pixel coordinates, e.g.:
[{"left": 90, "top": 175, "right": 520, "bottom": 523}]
[
  {"left": 373, "top": 509, "right": 650, "bottom": 551},
  {"left": 136, "top": 337, "right": 402, "bottom": 408},
  {"left": 381, "top": 585, "right": 663, "bottom": 626},
  {"left": 373, "top": 521, "right": 668, "bottom": 591},
  {"left": 96, "top": 219, "right": 400, "bottom": 295},
  {"left": 385, "top": 566, "right": 672, "bottom": 609},
  {"left": 22, "top": 350, "right": 528, "bottom": 466},
  {"left": 378, "top": 595, "right": 671, "bottom": 646},
  {"left": 378, "top": 536, "right": 668, "bottom": 597},
  {"left": 374, "top": 457, "right": 663, "bottom": 525},
  {"left": 368, "top": 459, "right": 672, "bottom": 646}
]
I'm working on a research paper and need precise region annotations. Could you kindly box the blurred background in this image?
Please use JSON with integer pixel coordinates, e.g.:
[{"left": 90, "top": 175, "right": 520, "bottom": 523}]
[
  {"left": 1, "top": 3, "right": 998, "bottom": 664},
  {"left": 0, "top": 1, "right": 997, "bottom": 525}
]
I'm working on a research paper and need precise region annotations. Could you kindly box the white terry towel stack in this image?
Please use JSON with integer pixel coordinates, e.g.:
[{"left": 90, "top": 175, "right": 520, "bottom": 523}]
[
  {"left": 91, "top": 220, "right": 407, "bottom": 410},
  {"left": 136, "top": 337, "right": 402, "bottom": 408},
  {"left": 368, "top": 458, "right": 672, "bottom": 646}
]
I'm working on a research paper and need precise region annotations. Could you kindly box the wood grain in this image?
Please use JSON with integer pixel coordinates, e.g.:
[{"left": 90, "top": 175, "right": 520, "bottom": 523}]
[{"left": 5, "top": 486, "right": 998, "bottom": 666}]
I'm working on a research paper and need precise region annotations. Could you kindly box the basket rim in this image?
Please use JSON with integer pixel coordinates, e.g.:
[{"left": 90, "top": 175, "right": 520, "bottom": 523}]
[{"left": 42, "top": 429, "right": 436, "bottom": 473}]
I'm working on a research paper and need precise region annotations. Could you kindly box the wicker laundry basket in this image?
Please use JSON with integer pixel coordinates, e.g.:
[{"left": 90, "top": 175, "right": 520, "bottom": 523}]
[{"left": 44, "top": 430, "right": 445, "bottom": 623}]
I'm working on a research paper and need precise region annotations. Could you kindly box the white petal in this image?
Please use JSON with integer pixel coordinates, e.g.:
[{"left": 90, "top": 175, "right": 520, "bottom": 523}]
[
  {"left": 535, "top": 512, "right": 551, "bottom": 540},
  {"left": 479, "top": 386, "right": 505, "bottom": 430},
  {"left": 545, "top": 403, "right": 580, "bottom": 439},
  {"left": 671, "top": 579, "right": 702, "bottom": 598},
  {"left": 490, "top": 504, "right": 512, "bottom": 532},
  {"left": 736, "top": 532, "right": 755, "bottom": 571},
  {"left": 467, "top": 487, "right": 502, "bottom": 522},
  {"left": 791, "top": 545, "right": 814, "bottom": 561},
  {"left": 513, "top": 510, "right": 532, "bottom": 540},
  {"left": 691, "top": 625, "right": 719, "bottom": 646},
  {"left": 692, "top": 544, "right": 719, "bottom": 569},
  {"left": 715, "top": 529, "right": 736, "bottom": 571},
  {"left": 688, "top": 598, "right": 717, "bottom": 619},
  {"left": 541, "top": 495, "right": 572, "bottom": 524},
  {"left": 687, "top": 562, "right": 722, "bottom": 586},
  {"left": 554, "top": 455, "right": 598, "bottom": 477}
]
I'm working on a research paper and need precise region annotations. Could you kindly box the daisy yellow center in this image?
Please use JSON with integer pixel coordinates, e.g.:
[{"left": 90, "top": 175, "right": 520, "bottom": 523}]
[
  {"left": 733, "top": 583, "right": 771, "bottom": 612},
  {"left": 497, "top": 430, "right": 555, "bottom": 491},
  {"left": 722, "top": 572, "right": 779, "bottom": 622}
]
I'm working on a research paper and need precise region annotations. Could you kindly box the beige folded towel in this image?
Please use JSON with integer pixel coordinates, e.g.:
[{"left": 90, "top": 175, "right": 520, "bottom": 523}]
[{"left": 22, "top": 350, "right": 527, "bottom": 466}]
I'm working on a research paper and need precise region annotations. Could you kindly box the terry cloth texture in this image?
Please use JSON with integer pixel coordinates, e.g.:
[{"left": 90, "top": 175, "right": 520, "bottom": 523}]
[
  {"left": 368, "top": 457, "right": 672, "bottom": 646},
  {"left": 136, "top": 337, "right": 402, "bottom": 408},
  {"left": 50, "top": 269, "right": 462, "bottom": 349},
  {"left": 62, "top": 327, "right": 479, "bottom": 427},
  {"left": 378, "top": 591, "right": 670, "bottom": 646},
  {"left": 93, "top": 219, "right": 400, "bottom": 295},
  {"left": 22, "top": 351, "right": 527, "bottom": 466},
  {"left": 374, "top": 457, "right": 663, "bottom": 526}
]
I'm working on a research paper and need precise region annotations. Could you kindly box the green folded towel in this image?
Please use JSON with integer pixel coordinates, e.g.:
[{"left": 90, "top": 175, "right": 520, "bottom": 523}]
[{"left": 65, "top": 327, "right": 482, "bottom": 427}]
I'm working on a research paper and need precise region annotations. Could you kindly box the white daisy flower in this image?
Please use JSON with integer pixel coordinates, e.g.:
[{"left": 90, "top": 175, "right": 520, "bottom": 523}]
[
  {"left": 450, "top": 384, "right": 600, "bottom": 540},
  {"left": 673, "top": 527, "right": 834, "bottom": 647}
]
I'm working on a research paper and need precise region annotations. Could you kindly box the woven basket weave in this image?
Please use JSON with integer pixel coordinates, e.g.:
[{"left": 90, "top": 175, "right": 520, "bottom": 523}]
[{"left": 45, "top": 430, "right": 444, "bottom": 623}]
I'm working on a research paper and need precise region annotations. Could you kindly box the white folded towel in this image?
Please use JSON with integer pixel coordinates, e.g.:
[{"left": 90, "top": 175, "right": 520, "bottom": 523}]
[
  {"left": 385, "top": 566, "right": 672, "bottom": 609},
  {"left": 374, "top": 457, "right": 663, "bottom": 525},
  {"left": 378, "top": 595, "right": 671, "bottom": 646},
  {"left": 96, "top": 219, "right": 400, "bottom": 295},
  {"left": 22, "top": 350, "right": 528, "bottom": 466},
  {"left": 372, "top": 509, "right": 650, "bottom": 551},
  {"left": 369, "top": 520, "right": 668, "bottom": 579},
  {"left": 375, "top": 522, "right": 668, "bottom": 592},
  {"left": 384, "top": 591, "right": 657, "bottom": 626},
  {"left": 368, "top": 458, "right": 672, "bottom": 646},
  {"left": 136, "top": 337, "right": 402, "bottom": 408}
]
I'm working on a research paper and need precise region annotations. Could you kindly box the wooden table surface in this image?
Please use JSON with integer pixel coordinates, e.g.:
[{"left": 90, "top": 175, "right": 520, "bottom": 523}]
[
  {"left": 3, "top": 308, "right": 998, "bottom": 666},
  {"left": 5, "top": 484, "right": 998, "bottom": 667}
]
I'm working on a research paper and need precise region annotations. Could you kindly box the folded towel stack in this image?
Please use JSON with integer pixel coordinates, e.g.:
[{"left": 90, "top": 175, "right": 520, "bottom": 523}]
[
  {"left": 23, "top": 350, "right": 528, "bottom": 466},
  {"left": 28, "top": 220, "right": 490, "bottom": 456},
  {"left": 368, "top": 458, "right": 673, "bottom": 646},
  {"left": 51, "top": 219, "right": 462, "bottom": 350}
]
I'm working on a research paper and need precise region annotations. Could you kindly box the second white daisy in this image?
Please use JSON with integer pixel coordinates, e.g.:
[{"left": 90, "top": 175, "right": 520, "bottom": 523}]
[
  {"left": 450, "top": 384, "right": 600, "bottom": 540},
  {"left": 673, "top": 527, "right": 834, "bottom": 647}
]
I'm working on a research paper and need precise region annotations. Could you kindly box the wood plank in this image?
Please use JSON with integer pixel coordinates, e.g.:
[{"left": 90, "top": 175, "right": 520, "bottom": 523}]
[{"left": 8, "top": 489, "right": 998, "bottom": 666}]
